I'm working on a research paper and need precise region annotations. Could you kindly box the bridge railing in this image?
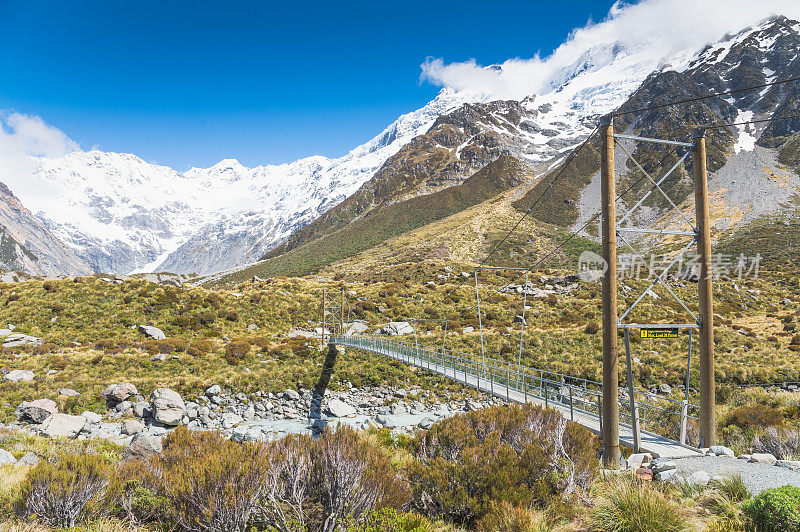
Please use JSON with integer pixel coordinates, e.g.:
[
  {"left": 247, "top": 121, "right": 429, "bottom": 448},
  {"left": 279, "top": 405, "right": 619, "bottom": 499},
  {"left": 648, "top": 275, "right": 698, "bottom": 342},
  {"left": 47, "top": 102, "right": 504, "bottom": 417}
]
[{"left": 330, "top": 333, "right": 699, "bottom": 447}]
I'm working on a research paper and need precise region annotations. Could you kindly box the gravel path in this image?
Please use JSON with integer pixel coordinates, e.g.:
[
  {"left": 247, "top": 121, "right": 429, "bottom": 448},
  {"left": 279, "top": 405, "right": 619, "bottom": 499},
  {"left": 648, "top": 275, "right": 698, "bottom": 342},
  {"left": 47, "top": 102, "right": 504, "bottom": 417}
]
[{"left": 673, "top": 456, "right": 800, "bottom": 495}]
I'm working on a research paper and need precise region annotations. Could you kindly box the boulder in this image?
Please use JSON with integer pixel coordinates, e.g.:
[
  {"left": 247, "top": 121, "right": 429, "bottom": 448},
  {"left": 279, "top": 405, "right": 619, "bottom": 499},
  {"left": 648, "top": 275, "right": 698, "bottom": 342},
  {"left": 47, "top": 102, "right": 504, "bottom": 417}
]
[
  {"left": 658, "top": 383, "right": 673, "bottom": 395},
  {"left": 376, "top": 414, "right": 397, "bottom": 429},
  {"left": 381, "top": 322, "right": 414, "bottom": 336},
  {"left": 776, "top": 460, "right": 800, "bottom": 471},
  {"left": 16, "top": 399, "right": 58, "bottom": 423},
  {"left": 138, "top": 325, "right": 166, "bottom": 340},
  {"left": 58, "top": 388, "right": 80, "bottom": 397},
  {"left": 655, "top": 469, "right": 678, "bottom": 482},
  {"left": 0, "top": 448, "right": 16, "bottom": 465},
  {"left": 150, "top": 354, "right": 166, "bottom": 362},
  {"left": 17, "top": 452, "right": 39, "bottom": 466},
  {"left": 150, "top": 388, "right": 186, "bottom": 425},
  {"left": 102, "top": 383, "right": 138, "bottom": 405},
  {"left": 650, "top": 459, "right": 677, "bottom": 474},
  {"left": 419, "top": 417, "right": 436, "bottom": 430},
  {"left": 123, "top": 433, "right": 163, "bottom": 461},
  {"left": 247, "top": 323, "right": 260, "bottom": 331},
  {"left": 205, "top": 384, "right": 222, "bottom": 396},
  {"left": 39, "top": 414, "right": 86, "bottom": 439},
  {"left": 284, "top": 389, "right": 300, "bottom": 401},
  {"left": 3, "top": 369, "right": 34, "bottom": 382},
  {"left": 2, "top": 333, "right": 44, "bottom": 348},
  {"left": 749, "top": 453, "right": 778, "bottom": 465},
  {"left": 81, "top": 411, "right": 102, "bottom": 424},
  {"left": 627, "top": 453, "right": 653, "bottom": 471},
  {"left": 708, "top": 445, "right": 735, "bottom": 458},
  {"left": 345, "top": 322, "right": 369, "bottom": 336},
  {"left": 326, "top": 398, "right": 356, "bottom": 418},
  {"left": 221, "top": 412, "right": 243, "bottom": 429},
  {"left": 122, "top": 419, "right": 144, "bottom": 436}
]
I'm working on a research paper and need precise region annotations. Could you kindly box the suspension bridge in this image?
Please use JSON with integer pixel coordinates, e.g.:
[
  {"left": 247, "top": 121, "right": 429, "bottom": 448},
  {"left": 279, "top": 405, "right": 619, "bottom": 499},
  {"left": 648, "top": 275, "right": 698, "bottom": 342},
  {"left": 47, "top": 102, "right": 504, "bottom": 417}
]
[{"left": 308, "top": 77, "right": 800, "bottom": 466}]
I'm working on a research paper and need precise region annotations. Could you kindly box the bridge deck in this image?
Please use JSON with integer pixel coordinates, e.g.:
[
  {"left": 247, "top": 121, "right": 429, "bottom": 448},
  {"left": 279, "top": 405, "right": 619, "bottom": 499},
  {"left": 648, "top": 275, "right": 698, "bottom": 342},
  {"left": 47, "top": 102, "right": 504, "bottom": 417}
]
[{"left": 332, "top": 335, "right": 700, "bottom": 459}]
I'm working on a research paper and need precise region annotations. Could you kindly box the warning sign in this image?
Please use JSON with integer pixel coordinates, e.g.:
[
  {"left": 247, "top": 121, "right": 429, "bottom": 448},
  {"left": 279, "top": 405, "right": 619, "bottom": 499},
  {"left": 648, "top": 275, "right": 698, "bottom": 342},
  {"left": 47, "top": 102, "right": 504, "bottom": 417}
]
[{"left": 640, "top": 328, "right": 679, "bottom": 339}]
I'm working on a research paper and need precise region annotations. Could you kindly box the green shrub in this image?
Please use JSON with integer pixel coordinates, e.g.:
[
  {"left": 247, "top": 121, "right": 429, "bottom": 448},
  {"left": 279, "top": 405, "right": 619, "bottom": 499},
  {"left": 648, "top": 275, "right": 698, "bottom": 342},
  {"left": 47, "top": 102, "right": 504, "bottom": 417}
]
[
  {"left": 590, "top": 477, "right": 688, "bottom": 532},
  {"left": 407, "top": 403, "right": 598, "bottom": 524},
  {"left": 347, "top": 507, "right": 434, "bottom": 531},
  {"left": 17, "top": 453, "right": 112, "bottom": 528},
  {"left": 742, "top": 485, "right": 800, "bottom": 532},
  {"left": 224, "top": 340, "right": 251, "bottom": 365}
]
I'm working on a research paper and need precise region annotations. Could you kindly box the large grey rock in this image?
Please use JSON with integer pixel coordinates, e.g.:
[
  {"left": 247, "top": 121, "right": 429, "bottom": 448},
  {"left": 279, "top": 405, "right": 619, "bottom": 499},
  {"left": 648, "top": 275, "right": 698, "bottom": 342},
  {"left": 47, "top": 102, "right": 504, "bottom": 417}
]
[
  {"left": 150, "top": 388, "right": 186, "bottom": 425},
  {"left": 138, "top": 325, "right": 166, "bottom": 340},
  {"left": 776, "top": 460, "right": 800, "bottom": 471},
  {"left": 345, "top": 322, "right": 369, "bottom": 336},
  {"left": 419, "top": 417, "right": 436, "bottom": 430},
  {"left": 0, "top": 448, "right": 16, "bottom": 465},
  {"left": 3, "top": 369, "right": 34, "bottom": 382},
  {"left": 656, "top": 469, "right": 678, "bottom": 482},
  {"left": 750, "top": 453, "right": 778, "bottom": 465},
  {"left": 2, "top": 333, "right": 44, "bottom": 348},
  {"left": 708, "top": 445, "right": 735, "bottom": 458},
  {"left": 376, "top": 414, "right": 397, "bottom": 429},
  {"left": 650, "top": 459, "right": 678, "bottom": 474},
  {"left": 221, "top": 412, "right": 243, "bottom": 429},
  {"left": 57, "top": 388, "right": 80, "bottom": 397},
  {"left": 81, "top": 411, "right": 102, "bottom": 424},
  {"left": 122, "top": 419, "right": 144, "bottom": 436},
  {"left": 205, "top": 384, "right": 222, "bottom": 396},
  {"left": 39, "top": 413, "right": 87, "bottom": 439},
  {"left": 123, "top": 433, "right": 163, "bottom": 461},
  {"left": 16, "top": 399, "right": 58, "bottom": 423},
  {"left": 283, "top": 389, "right": 300, "bottom": 401},
  {"left": 326, "top": 398, "right": 356, "bottom": 418},
  {"left": 102, "top": 383, "right": 138, "bottom": 404},
  {"left": 381, "top": 321, "right": 414, "bottom": 336},
  {"left": 17, "top": 452, "right": 39, "bottom": 466}
]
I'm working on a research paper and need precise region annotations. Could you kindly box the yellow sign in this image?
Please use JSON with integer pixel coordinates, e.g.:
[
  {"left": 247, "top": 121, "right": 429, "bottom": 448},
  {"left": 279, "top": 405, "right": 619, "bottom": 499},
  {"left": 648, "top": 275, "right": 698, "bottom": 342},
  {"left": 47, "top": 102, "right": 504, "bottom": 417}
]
[{"left": 640, "top": 328, "right": 679, "bottom": 339}]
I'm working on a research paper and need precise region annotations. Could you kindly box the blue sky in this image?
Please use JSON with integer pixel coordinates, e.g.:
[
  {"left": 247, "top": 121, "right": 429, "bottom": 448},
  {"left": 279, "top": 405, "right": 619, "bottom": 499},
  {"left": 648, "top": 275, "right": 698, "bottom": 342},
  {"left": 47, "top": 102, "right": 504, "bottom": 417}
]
[{"left": 0, "top": 1, "right": 618, "bottom": 169}]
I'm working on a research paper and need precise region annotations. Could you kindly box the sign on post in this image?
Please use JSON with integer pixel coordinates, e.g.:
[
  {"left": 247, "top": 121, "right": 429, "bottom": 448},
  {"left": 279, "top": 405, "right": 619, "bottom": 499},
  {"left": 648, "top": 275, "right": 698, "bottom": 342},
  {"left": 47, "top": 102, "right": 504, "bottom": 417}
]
[{"left": 640, "top": 328, "right": 679, "bottom": 339}]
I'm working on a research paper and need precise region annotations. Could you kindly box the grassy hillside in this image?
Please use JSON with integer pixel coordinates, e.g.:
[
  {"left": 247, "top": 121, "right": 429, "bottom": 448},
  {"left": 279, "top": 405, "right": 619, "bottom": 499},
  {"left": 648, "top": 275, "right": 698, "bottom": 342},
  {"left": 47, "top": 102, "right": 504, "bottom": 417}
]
[{"left": 224, "top": 156, "right": 528, "bottom": 282}]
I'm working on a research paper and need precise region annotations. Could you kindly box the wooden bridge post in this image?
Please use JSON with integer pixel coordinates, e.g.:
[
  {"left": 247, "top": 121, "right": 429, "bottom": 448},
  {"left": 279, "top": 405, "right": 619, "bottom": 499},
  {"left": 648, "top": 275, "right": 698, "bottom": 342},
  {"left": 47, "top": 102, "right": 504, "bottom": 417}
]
[
  {"left": 693, "top": 127, "right": 716, "bottom": 447},
  {"left": 600, "top": 115, "right": 620, "bottom": 468}
]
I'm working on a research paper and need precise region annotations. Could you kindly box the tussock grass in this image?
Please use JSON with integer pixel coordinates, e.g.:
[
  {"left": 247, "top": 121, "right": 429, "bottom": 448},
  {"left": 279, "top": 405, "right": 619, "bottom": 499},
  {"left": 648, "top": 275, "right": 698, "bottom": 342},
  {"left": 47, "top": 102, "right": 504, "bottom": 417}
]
[{"left": 590, "top": 477, "right": 690, "bottom": 532}]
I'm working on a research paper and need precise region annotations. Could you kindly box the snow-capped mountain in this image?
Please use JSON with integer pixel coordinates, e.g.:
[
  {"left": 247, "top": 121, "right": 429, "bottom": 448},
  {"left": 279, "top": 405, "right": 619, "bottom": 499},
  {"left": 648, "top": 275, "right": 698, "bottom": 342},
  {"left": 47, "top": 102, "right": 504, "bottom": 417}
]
[
  {"left": 8, "top": 14, "right": 800, "bottom": 277},
  {"left": 21, "top": 88, "right": 485, "bottom": 274}
]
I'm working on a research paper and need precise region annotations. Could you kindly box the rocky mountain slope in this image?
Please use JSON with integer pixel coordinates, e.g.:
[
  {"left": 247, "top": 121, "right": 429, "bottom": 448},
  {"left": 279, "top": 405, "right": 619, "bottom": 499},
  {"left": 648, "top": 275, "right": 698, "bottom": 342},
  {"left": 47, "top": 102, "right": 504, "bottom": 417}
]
[{"left": 0, "top": 183, "right": 93, "bottom": 276}]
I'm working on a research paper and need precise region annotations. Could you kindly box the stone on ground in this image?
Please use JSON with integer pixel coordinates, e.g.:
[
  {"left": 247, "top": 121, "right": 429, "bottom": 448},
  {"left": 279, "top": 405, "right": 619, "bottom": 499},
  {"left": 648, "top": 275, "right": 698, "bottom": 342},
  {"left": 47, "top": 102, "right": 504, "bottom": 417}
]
[
  {"left": 39, "top": 413, "right": 87, "bottom": 439},
  {"left": 150, "top": 388, "right": 186, "bottom": 425},
  {"left": 124, "top": 433, "right": 163, "bottom": 461},
  {"left": 2, "top": 333, "right": 44, "bottom": 348},
  {"left": 122, "top": 419, "right": 144, "bottom": 436},
  {"left": 138, "top": 325, "right": 166, "bottom": 340},
  {"left": 58, "top": 388, "right": 81, "bottom": 397},
  {"left": 708, "top": 445, "right": 735, "bottom": 457},
  {"left": 0, "top": 448, "right": 16, "bottom": 465},
  {"left": 102, "top": 383, "right": 138, "bottom": 404},
  {"left": 326, "top": 398, "right": 357, "bottom": 418},
  {"left": 16, "top": 399, "right": 58, "bottom": 424},
  {"left": 3, "top": 369, "right": 34, "bottom": 382},
  {"left": 283, "top": 389, "right": 300, "bottom": 401},
  {"left": 749, "top": 453, "right": 778, "bottom": 465},
  {"left": 17, "top": 452, "right": 40, "bottom": 466},
  {"left": 81, "top": 411, "right": 102, "bottom": 424}
]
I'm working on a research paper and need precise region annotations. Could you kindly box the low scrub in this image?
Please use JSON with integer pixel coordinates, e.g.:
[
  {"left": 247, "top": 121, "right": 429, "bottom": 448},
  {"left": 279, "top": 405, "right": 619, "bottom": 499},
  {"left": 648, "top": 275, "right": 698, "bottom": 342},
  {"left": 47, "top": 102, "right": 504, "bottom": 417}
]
[
  {"left": 742, "top": 485, "right": 800, "bottom": 532},
  {"left": 407, "top": 403, "right": 598, "bottom": 525},
  {"left": 17, "top": 453, "right": 112, "bottom": 528},
  {"left": 475, "top": 501, "right": 553, "bottom": 532}
]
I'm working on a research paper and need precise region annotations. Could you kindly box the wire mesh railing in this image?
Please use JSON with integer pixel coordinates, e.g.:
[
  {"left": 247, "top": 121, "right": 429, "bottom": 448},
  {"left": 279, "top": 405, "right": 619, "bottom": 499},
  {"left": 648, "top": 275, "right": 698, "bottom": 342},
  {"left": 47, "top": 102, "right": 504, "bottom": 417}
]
[{"left": 330, "top": 333, "right": 699, "bottom": 448}]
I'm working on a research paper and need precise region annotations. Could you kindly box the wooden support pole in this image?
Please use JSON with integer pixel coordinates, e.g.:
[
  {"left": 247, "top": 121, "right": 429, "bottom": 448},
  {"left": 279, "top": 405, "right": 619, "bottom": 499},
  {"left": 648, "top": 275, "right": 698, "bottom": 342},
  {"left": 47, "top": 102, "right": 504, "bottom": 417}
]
[
  {"left": 693, "top": 128, "right": 716, "bottom": 447},
  {"left": 600, "top": 115, "right": 620, "bottom": 468}
]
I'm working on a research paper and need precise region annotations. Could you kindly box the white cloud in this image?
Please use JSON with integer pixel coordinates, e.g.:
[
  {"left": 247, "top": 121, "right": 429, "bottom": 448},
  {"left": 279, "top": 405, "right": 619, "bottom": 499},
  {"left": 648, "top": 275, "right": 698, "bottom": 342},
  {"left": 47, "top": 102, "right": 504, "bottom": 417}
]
[
  {"left": 0, "top": 111, "right": 80, "bottom": 203},
  {"left": 421, "top": 0, "right": 800, "bottom": 101}
]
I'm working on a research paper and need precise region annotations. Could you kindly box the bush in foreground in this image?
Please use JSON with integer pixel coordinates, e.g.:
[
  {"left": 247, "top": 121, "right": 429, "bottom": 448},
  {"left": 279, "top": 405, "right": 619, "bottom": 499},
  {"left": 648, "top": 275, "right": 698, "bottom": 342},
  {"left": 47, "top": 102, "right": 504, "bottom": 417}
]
[
  {"left": 590, "top": 477, "right": 689, "bottom": 532},
  {"left": 475, "top": 501, "right": 553, "bottom": 532},
  {"left": 742, "top": 485, "right": 800, "bottom": 531},
  {"left": 17, "top": 454, "right": 112, "bottom": 528},
  {"left": 407, "top": 403, "right": 598, "bottom": 525}
]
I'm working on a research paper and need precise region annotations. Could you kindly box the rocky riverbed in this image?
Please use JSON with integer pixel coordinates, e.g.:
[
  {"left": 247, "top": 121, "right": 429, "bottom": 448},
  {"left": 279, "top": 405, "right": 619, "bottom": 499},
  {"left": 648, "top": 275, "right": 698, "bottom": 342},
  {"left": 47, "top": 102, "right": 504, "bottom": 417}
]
[{"left": 0, "top": 382, "right": 502, "bottom": 458}]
